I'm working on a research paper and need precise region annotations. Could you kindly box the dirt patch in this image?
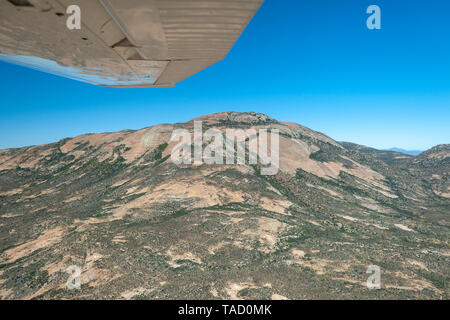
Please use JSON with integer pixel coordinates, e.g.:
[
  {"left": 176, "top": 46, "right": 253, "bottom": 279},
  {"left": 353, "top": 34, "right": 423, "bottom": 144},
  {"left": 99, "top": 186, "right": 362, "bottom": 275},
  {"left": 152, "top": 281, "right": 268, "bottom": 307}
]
[
  {"left": 63, "top": 195, "right": 83, "bottom": 203},
  {"left": 242, "top": 217, "right": 287, "bottom": 253},
  {"left": 259, "top": 197, "right": 292, "bottom": 215},
  {"left": 272, "top": 293, "right": 289, "bottom": 300},
  {"left": 0, "top": 188, "right": 23, "bottom": 196},
  {"left": 112, "top": 235, "right": 127, "bottom": 243},
  {"left": 121, "top": 287, "right": 154, "bottom": 300},
  {"left": 339, "top": 215, "right": 359, "bottom": 222},
  {"left": 394, "top": 224, "right": 415, "bottom": 232},
  {"left": 2, "top": 227, "right": 65, "bottom": 264},
  {"left": 224, "top": 282, "right": 259, "bottom": 300}
]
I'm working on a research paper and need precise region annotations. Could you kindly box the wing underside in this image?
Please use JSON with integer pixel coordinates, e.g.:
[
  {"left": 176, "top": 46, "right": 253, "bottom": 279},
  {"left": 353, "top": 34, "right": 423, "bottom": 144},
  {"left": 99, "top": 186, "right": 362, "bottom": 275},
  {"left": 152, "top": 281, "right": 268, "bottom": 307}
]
[{"left": 0, "top": 0, "right": 263, "bottom": 87}]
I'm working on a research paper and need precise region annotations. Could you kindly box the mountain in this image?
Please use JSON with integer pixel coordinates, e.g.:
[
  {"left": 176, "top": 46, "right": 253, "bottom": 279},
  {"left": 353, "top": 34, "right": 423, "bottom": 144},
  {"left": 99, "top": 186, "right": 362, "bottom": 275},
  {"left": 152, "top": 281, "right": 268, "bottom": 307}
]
[
  {"left": 386, "top": 148, "right": 423, "bottom": 156},
  {"left": 0, "top": 112, "right": 448, "bottom": 299}
]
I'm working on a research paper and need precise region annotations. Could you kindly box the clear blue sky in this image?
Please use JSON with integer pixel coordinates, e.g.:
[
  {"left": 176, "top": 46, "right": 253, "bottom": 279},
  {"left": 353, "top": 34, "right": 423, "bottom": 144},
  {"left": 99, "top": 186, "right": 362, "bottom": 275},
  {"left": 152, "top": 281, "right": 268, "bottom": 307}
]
[{"left": 1, "top": 0, "right": 449, "bottom": 150}]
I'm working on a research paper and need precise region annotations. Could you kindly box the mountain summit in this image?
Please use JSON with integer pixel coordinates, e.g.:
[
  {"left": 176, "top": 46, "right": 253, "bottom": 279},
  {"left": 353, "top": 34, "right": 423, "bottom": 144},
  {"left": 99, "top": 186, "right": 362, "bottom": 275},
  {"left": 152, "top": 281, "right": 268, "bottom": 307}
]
[{"left": 0, "top": 113, "right": 448, "bottom": 299}]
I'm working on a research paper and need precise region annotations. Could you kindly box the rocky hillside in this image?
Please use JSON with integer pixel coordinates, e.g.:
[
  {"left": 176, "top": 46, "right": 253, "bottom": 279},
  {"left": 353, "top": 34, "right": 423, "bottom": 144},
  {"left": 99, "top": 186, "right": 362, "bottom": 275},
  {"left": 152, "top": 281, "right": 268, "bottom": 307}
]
[{"left": 0, "top": 112, "right": 448, "bottom": 299}]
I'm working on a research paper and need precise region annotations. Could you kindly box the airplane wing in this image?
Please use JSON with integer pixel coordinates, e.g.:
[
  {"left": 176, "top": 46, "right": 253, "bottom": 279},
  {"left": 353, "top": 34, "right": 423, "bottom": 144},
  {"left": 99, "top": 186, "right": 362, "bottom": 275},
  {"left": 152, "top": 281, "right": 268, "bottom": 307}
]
[{"left": 0, "top": 0, "right": 263, "bottom": 88}]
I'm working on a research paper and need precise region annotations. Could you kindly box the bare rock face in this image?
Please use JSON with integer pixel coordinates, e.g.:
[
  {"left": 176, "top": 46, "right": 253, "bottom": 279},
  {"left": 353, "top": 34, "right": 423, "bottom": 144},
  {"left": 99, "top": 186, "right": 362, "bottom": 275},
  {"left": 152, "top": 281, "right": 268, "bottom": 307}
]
[
  {"left": 191, "top": 111, "right": 278, "bottom": 125},
  {"left": 225, "top": 112, "right": 278, "bottom": 124},
  {"left": 0, "top": 112, "right": 448, "bottom": 300}
]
